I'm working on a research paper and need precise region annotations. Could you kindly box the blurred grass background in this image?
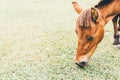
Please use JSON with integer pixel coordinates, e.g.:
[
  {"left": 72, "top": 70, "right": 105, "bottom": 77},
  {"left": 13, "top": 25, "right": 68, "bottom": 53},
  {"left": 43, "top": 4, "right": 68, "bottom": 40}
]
[{"left": 0, "top": 0, "right": 120, "bottom": 80}]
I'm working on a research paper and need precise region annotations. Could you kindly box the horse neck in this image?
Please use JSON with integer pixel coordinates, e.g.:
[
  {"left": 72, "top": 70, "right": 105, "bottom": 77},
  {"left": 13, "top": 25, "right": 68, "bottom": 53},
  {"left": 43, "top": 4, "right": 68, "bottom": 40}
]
[{"left": 98, "top": 0, "right": 120, "bottom": 23}]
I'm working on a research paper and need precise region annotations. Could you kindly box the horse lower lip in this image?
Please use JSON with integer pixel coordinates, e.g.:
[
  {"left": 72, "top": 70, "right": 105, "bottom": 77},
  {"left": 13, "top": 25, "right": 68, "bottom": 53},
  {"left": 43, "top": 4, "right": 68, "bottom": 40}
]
[{"left": 75, "top": 62, "right": 86, "bottom": 68}]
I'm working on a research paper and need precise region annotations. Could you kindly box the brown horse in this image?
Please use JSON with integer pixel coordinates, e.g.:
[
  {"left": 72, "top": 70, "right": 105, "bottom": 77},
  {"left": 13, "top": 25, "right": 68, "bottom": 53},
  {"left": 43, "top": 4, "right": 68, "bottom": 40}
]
[{"left": 72, "top": 0, "right": 120, "bottom": 68}]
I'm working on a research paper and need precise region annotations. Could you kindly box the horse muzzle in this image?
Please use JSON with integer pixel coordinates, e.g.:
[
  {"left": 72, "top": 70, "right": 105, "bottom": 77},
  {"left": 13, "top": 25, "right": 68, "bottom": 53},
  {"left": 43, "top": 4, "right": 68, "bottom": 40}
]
[{"left": 75, "top": 61, "right": 88, "bottom": 68}]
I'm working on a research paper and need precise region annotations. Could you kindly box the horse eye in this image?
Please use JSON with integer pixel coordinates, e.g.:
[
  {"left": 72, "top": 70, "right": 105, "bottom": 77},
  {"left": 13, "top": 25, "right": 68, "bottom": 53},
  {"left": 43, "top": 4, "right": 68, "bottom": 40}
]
[{"left": 87, "top": 36, "right": 94, "bottom": 41}]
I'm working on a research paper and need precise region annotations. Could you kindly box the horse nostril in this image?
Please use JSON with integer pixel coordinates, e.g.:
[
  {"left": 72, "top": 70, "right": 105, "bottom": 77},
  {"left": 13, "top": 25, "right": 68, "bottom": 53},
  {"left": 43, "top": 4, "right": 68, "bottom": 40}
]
[
  {"left": 75, "top": 61, "right": 88, "bottom": 68},
  {"left": 80, "top": 62, "right": 87, "bottom": 66}
]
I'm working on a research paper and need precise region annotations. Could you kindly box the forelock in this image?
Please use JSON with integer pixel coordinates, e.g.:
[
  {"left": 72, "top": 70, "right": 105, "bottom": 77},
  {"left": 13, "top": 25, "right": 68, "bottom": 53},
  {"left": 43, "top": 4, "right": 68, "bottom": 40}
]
[{"left": 77, "top": 9, "right": 92, "bottom": 28}]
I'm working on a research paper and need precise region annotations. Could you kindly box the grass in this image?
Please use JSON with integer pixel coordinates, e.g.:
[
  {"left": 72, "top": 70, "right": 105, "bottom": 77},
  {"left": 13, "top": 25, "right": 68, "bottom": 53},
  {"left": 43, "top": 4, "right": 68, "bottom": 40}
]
[{"left": 0, "top": 0, "right": 120, "bottom": 80}]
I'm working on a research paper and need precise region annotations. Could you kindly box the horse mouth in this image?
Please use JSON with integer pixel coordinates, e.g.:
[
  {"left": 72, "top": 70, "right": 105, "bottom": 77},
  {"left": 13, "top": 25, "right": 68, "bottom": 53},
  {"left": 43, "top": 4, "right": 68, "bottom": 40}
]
[{"left": 75, "top": 61, "right": 88, "bottom": 68}]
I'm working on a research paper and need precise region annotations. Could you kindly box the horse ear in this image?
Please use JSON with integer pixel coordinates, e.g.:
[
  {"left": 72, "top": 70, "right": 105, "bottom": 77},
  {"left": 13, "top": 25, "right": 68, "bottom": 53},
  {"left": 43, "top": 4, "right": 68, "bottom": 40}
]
[
  {"left": 91, "top": 8, "right": 99, "bottom": 22},
  {"left": 72, "top": 2, "right": 83, "bottom": 14}
]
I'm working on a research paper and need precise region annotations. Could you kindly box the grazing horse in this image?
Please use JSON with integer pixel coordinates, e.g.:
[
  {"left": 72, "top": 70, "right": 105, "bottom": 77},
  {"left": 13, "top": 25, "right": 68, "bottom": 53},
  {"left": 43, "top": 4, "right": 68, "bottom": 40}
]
[{"left": 72, "top": 0, "right": 120, "bottom": 68}]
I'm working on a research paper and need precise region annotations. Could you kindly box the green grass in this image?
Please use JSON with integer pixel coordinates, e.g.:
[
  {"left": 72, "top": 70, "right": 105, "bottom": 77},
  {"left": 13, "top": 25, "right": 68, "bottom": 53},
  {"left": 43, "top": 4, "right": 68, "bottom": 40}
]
[{"left": 0, "top": 0, "right": 120, "bottom": 80}]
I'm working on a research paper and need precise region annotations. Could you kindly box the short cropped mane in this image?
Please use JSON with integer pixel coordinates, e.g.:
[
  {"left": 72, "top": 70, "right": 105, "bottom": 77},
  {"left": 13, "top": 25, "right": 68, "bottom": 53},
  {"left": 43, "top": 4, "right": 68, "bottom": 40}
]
[{"left": 95, "top": 0, "right": 113, "bottom": 8}]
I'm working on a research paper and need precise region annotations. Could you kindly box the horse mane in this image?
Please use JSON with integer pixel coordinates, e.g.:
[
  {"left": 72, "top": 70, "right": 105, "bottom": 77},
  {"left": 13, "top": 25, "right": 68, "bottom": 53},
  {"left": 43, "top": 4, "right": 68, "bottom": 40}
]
[
  {"left": 94, "top": 0, "right": 114, "bottom": 8},
  {"left": 78, "top": 0, "right": 114, "bottom": 28},
  {"left": 78, "top": 9, "right": 92, "bottom": 28}
]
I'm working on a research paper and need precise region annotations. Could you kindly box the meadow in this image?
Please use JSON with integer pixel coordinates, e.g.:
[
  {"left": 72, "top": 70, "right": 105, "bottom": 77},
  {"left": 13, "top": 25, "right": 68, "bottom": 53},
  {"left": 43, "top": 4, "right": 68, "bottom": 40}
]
[{"left": 0, "top": 0, "right": 120, "bottom": 80}]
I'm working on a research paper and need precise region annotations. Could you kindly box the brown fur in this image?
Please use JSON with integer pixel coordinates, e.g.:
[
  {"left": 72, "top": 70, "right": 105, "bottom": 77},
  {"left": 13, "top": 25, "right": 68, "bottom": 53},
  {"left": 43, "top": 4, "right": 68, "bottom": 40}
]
[{"left": 72, "top": 0, "right": 120, "bottom": 67}]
